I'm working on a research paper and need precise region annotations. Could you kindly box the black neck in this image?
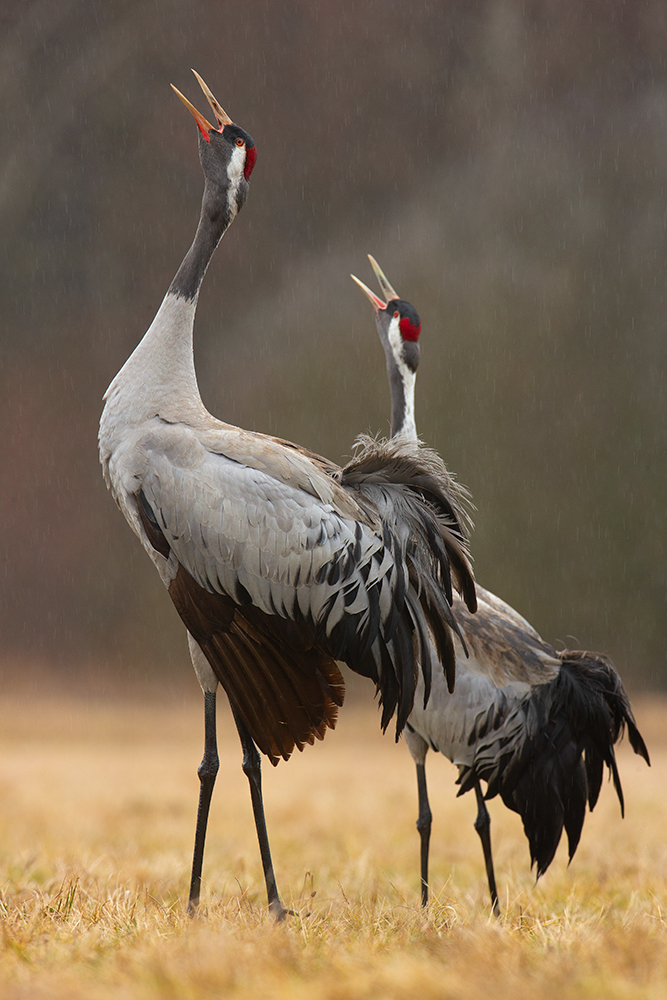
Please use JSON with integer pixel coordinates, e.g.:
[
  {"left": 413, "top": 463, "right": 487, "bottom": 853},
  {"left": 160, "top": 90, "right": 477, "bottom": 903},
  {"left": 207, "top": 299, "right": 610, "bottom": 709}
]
[{"left": 168, "top": 182, "right": 233, "bottom": 301}]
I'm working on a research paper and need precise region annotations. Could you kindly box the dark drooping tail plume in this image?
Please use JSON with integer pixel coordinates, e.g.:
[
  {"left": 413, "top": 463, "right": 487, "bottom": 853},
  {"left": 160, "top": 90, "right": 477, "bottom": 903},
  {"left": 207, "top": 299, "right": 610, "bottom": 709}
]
[{"left": 458, "top": 650, "right": 650, "bottom": 876}]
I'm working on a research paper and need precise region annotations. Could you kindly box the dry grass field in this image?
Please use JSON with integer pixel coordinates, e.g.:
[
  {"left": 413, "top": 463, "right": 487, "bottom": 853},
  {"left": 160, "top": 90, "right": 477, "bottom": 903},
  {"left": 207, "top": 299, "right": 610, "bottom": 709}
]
[{"left": 0, "top": 686, "right": 664, "bottom": 999}]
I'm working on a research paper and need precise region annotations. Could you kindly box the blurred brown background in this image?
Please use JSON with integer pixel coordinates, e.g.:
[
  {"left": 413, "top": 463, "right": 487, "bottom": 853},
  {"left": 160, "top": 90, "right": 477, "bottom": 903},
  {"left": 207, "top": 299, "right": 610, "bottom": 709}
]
[{"left": 1, "top": 0, "right": 666, "bottom": 696}]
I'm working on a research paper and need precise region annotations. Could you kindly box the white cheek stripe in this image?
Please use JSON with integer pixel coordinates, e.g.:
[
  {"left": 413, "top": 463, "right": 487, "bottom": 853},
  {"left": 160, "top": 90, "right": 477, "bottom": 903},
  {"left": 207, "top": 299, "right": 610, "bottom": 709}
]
[
  {"left": 398, "top": 373, "right": 417, "bottom": 440},
  {"left": 388, "top": 316, "right": 404, "bottom": 363},
  {"left": 388, "top": 317, "right": 417, "bottom": 440},
  {"left": 226, "top": 144, "right": 246, "bottom": 219}
]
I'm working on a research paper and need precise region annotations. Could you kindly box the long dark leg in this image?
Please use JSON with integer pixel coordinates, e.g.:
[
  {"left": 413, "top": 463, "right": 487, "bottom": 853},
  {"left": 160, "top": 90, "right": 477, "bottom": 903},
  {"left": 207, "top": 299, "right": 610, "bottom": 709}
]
[
  {"left": 473, "top": 781, "right": 500, "bottom": 916},
  {"left": 415, "top": 762, "right": 432, "bottom": 907},
  {"left": 188, "top": 690, "right": 219, "bottom": 914},
  {"left": 232, "top": 706, "right": 291, "bottom": 921}
]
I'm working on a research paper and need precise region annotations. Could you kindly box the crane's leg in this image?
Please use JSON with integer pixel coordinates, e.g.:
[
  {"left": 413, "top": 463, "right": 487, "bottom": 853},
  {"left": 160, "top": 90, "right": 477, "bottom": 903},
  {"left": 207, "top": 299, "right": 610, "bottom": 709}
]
[
  {"left": 188, "top": 689, "right": 219, "bottom": 914},
  {"left": 473, "top": 780, "right": 500, "bottom": 917},
  {"left": 415, "top": 762, "right": 432, "bottom": 907},
  {"left": 232, "top": 706, "right": 291, "bottom": 921}
]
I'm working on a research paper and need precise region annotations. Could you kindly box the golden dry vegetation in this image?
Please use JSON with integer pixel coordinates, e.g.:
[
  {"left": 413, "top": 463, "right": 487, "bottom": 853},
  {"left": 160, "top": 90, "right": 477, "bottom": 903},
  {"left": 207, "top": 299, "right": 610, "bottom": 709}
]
[{"left": 0, "top": 689, "right": 664, "bottom": 999}]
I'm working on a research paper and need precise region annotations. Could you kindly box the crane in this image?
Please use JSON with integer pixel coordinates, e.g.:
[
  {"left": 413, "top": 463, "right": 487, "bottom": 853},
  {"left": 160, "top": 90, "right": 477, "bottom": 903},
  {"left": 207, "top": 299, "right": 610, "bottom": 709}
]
[
  {"left": 98, "top": 75, "right": 476, "bottom": 919},
  {"left": 351, "top": 256, "right": 650, "bottom": 914}
]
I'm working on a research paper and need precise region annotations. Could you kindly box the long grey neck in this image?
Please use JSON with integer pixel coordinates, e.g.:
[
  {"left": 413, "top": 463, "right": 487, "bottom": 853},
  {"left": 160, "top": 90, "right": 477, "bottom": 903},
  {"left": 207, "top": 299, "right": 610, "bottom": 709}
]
[
  {"left": 103, "top": 181, "right": 232, "bottom": 428},
  {"left": 386, "top": 352, "right": 417, "bottom": 441}
]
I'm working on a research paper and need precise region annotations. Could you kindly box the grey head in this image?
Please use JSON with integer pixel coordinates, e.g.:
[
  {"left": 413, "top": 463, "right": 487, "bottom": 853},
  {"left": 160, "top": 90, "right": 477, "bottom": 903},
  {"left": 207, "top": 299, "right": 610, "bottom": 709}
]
[
  {"left": 351, "top": 256, "right": 421, "bottom": 375},
  {"left": 172, "top": 70, "right": 257, "bottom": 221}
]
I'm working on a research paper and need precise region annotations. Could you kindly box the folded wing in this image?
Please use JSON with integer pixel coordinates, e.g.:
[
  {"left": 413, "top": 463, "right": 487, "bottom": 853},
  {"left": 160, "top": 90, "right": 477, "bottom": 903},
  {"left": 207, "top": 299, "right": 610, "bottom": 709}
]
[{"left": 132, "top": 420, "right": 473, "bottom": 757}]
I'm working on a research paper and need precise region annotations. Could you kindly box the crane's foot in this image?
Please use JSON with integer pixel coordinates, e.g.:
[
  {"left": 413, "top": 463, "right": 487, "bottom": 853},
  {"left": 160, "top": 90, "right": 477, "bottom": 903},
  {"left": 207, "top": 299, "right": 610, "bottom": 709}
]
[
  {"left": 187, "top": 895, "right": 203, "bottom": 918},
  {"left": 268, "top": 898, "right": 296, "bottom": 921}
]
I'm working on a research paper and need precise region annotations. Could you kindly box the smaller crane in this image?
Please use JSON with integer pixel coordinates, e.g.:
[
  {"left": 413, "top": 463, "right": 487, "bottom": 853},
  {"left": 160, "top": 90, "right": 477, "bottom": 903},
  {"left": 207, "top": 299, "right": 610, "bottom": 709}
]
[{"left": 352, "top": 256, "right": 650, "bottom": 913}]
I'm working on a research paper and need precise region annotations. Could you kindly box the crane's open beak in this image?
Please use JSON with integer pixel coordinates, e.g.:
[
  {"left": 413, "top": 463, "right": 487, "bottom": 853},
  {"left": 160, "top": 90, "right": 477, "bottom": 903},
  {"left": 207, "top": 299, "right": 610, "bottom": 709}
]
[
  {"left": 171, "top": 70, "right": 233, "bottom": 141},
  {"left": 350, "top": 273, "right": 385, "bottom": 313},
  {"left": 367, "top": 256, "right": 400, "bottom": 302},
  {"left": 350, "top": 255, "right": 401, "bottom": 313},
  {"left": 191, "top": 70, "right": 233, "bottom": 127}
]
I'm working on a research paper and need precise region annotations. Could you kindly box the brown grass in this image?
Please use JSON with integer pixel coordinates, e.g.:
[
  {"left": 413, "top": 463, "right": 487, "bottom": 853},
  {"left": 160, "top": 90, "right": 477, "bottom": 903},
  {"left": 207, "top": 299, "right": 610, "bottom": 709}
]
[{"left": 0, "top": 690, "right": 664, "bottom": 999}]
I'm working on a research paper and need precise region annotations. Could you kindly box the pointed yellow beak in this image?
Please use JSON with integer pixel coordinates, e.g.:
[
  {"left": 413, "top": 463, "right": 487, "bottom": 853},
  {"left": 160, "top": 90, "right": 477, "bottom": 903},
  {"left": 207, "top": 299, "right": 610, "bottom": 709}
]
[
  {"left": 171, "top": 84, "right": 213, "bottom": 137},
  {"left": 351, "top": 256, "right": 401, "bottom": 313},
  {"left": 367, "top": 255, "right": 400, "bottom": 302},
  {"left": 350, "top": 273, "right": 386, "bottom": 314},
  {"left": 171, "top": 70, "right": 234, "bottom": 139},
  {"left": 191, "top": 70, "right": 233, "bottom": 127}
]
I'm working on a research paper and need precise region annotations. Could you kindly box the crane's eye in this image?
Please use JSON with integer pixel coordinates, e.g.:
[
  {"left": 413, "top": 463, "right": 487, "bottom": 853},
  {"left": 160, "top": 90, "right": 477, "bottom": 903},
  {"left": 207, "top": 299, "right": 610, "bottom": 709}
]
[
  {"left": 236, "top": 137, "right": 245, "bottom": 147},
  {"left": 393, "top": 310, "right": 400, "bottom": 319}
]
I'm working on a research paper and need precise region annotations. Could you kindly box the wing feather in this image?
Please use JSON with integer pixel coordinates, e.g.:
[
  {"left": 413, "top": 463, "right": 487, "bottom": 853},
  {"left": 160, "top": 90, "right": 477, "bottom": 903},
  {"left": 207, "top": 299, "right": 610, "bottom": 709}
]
[{"left": 131, "top": 419, "right": 473, "bottom": 748}]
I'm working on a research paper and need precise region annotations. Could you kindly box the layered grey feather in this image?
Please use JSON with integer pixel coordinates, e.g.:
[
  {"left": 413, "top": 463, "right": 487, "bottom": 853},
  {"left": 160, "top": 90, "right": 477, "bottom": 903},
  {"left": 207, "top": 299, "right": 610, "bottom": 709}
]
[
  {"left": 139, "top": 422, "right": 388, "bottom": 635},
  {"left": 104, "top": 412, "right": 476, "bottom": 749}
]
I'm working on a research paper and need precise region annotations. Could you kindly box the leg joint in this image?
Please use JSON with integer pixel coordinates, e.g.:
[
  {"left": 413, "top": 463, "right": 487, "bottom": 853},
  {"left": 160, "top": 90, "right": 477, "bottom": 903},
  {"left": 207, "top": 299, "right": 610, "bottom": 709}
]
[
  {"left": 198, "top": 751, "right": 219, "bottom": 782},
  {"left": 416, "top": 807, "right": 432, "bottom": 836},
  {"left": 241, "top": 741, "right": 261, "bottom": 781},
  {"left": 474, "top": 806, "right": 491, "bottom": 835}
]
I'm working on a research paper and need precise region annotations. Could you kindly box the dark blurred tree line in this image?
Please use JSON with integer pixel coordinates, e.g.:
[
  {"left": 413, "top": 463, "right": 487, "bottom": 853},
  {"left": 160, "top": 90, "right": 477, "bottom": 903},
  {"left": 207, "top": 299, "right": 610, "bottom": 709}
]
[{"left": 1, "top": 0, "right": 665, "bottom": 692}]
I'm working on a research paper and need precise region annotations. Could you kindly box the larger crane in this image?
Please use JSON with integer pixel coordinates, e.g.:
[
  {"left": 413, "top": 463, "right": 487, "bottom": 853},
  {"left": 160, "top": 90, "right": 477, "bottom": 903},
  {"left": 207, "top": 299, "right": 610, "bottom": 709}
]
[
  {"left": 351, "top": 256, "right": 649, "bottom": 914},
  {"left": 98, "top": 76, "right": 476, "bottom": 919}
]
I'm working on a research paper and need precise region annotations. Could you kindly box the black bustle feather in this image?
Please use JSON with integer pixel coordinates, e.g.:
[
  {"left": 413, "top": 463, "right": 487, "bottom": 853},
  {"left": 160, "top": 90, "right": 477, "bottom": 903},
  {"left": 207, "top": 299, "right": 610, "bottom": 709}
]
[
  {"left": 378, "top": 640, "right": 400, "bottom": 733},
  {"left": 336, "top": 435, "right": 476, "bottom": 733},
  {"left": 457, "top": 650, "right": 649, "bottom": 878},
  {"left": 405, "top": 589, "right": 433, "bottom": 708},
  {"left": 363, "top": 578, "right": 382, "bottom": 660}
]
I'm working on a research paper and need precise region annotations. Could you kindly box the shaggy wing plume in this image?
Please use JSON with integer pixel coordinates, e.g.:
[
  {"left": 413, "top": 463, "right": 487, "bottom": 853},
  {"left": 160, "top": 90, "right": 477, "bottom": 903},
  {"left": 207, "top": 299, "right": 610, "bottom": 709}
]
[{"left": 340, "top": 434, "right": 476, "bottom": 733}]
